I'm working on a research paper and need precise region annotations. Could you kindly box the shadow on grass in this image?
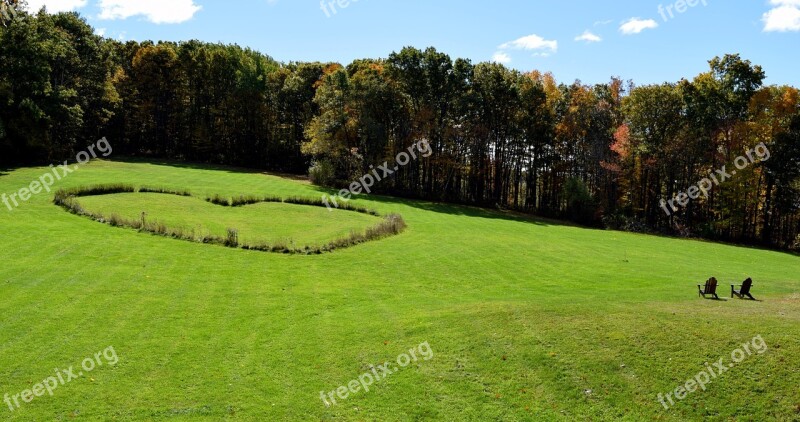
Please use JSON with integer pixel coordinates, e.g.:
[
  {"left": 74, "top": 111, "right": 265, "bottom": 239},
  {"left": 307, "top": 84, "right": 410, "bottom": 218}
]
[
  {"left": 673, "top": 234, "right": 800, "bottom": 258},
  {"left": 109, "top": 156, "right": 309, "bottom": 181},
  {"left": 304, "top": 185, "right": 573, "bottom": 228},
  {"left": 102, "top": 158, "right": 800, "bottom": 256},
  {"left": 111, "top": 158, "right": 566, "bottom": 227},
  {"left": 307, "top": 187, "right": 800, "bottom": 257},
  {"left": 0, "top": 164, "right": 12, "bottom": 177}
]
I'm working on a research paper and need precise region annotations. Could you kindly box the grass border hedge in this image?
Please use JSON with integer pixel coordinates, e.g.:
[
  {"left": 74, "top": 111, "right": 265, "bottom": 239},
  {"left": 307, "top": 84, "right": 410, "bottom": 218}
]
[{"left": 53, "top": 184, "right": 405, "bottom": 255}]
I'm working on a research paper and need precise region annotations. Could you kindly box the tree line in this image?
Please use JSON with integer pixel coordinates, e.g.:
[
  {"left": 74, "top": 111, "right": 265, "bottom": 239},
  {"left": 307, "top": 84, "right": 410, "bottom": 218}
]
[{"left": 2, "top": 7, "right": 799, "bottom": 249}]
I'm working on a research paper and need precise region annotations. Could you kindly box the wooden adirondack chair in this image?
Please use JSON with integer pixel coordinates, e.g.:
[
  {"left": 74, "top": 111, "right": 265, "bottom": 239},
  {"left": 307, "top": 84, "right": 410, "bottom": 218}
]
[
  {"left": 698, "top": 277, "right": 720, "bottom": 299},
  {"left": 731, "top": 278, "right": 757, "bottom": 300}
]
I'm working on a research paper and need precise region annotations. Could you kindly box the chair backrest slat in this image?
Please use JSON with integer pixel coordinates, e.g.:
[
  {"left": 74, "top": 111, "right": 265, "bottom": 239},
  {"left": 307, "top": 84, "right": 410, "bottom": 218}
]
[
  {"left": 741, "top": 278, "right": 752, "bottom": 295},
  {"left": 707, "top": 277, "right": 718, "bottom": 294}
]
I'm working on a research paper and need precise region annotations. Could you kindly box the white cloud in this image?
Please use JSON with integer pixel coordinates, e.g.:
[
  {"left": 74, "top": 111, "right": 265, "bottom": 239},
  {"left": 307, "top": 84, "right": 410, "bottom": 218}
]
[
  {"left": 492, "top": 51, "right": 511, "bottom": 64},
  {"left": 763, "top": 0, "right": 800, "bottom": 32},
  {"left": 98, "top": 0, "right": 202, "bottom": 24},
  {"left": 575, "top": 30, "right": 602, "bottom": 43},
  {"left": 95, "top": 27, "right": 106, "bottom": 36},
  {"left": 619, "top": 18, "right": 658, "bottom": 35},
  {"left": 498, "top": 34, "right": 558, "bottom": 54},
  {"left": 24, "top": 0, "right": 87, "bottom": 13}
]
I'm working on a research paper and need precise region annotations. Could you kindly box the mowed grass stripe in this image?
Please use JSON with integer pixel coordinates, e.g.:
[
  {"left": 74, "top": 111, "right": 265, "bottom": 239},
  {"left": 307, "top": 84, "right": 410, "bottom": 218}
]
[{"left": 0, "top": 159, "right": 798, "bottom": 420}]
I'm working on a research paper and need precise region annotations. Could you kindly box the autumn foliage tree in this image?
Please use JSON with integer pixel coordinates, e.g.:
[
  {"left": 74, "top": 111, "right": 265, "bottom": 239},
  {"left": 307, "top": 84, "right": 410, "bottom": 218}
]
[{"left": 1, "top": 10, "right": 799, "bottom": 249}]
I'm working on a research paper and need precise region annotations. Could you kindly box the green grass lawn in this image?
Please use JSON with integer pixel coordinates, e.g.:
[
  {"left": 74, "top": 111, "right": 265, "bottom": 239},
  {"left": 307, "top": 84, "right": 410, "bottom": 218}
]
[
  {"left": 75, "top": 193, "right": 383, "bottom": 247},
  {"left": 0, "top": 159, "right": 798, "bottom": 421}
]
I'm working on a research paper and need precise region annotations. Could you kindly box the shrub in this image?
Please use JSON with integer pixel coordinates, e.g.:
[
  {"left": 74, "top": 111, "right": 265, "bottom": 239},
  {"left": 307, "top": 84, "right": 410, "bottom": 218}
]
[
  {"left": 224, "top": 228, "right": 239, "bottom": 248},
  {"left": 284, "top": 195, "right": 379, "bottom": 216},
  {"left": 325, "top": 214, "right": 407, "bottom": 251},
  {"left": 138, "top": 186, "right": 191, "bottom": 196},
  {"left": 231, "top": 195, "right": 261, "bottom": 207},
  {"left": 129, "top": 217, "right": 143, "bottom": 230},
  {"left": 76, "top": 184, "right": 135, "bottom": 197},
  {"left": 601, "top": 213, "right": 624, "bottom": 230},
  {"left": 364, "top": 214, "right": 406, "bottom": 239},
  {"left": 270, "top": 241, "right": 290, "bottom": 253},
  {"left": 53, "top": 184, "right": 134, "bottom": 204},
  {"left": 107, "top": 213, "right": 124, "bottom": 227},
  {"left": 308, "top": 159, "right": 336, "bottom": 186},
  {"left": 603, "top": 213, "right": 651, "bottom": 234},
  {"left": 53, "top": 189, "right": 71, "bottom": 207},
  {"left": 243, "top": 243, "right": 271, "bottom": 252},
  {"left": 201, "top": 234, "right": 225, "bottom": 245},
  {"left": 791, "top": 234, "right": 800, "bottom": 252},
  {"left": 206, "top": 194, "right": 230, "bottom": 206},
  {"left": 563, "top": 178, "right": 597, "bottom": 225},
  {"left": 230, "top": 195, "right": 284, "bottom": 207},
  {"left": 284, "top": 196, "right": 323, "bottom": 207},
  {"left": 152, "top": 221, "right": 167, "bottom": 235},
  {"left": 166, "top": 226, "right": 189, "bottom": 240},
  {"left": 53, "top": 194, "right": 83, "bottom": 214},
  {"left": 625, "top": 218, "right": 651, "bottom": 234},
  {"left": 337, "top": 201, "right": 379, "bottom": 216}
]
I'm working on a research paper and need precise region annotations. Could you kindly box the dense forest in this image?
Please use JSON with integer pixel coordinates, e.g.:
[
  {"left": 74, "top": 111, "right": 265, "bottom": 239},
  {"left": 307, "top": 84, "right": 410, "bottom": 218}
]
[{"left": 2, "top": 5, "right": 799, "bottom": 250}]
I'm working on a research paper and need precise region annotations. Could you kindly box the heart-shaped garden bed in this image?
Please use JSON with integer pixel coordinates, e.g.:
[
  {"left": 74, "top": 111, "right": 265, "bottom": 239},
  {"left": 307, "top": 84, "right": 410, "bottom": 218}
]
[{"left": 53, "top": 184, "right": 406, "bottom": 254}]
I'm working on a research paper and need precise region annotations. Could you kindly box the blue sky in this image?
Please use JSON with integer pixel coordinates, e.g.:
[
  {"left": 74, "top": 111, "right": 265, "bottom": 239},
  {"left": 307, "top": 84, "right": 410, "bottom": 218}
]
[{"left": 24, "top": 0, "right": 800, "bottom": 86}]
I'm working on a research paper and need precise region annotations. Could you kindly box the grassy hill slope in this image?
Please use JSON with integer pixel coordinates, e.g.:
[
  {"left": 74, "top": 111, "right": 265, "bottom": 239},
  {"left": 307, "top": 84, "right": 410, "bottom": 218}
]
[{"left": 1, "top": 160, "right": 798, "bottom": 421}]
